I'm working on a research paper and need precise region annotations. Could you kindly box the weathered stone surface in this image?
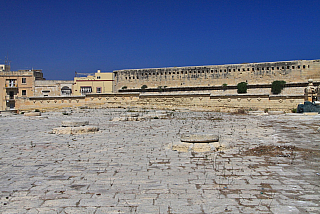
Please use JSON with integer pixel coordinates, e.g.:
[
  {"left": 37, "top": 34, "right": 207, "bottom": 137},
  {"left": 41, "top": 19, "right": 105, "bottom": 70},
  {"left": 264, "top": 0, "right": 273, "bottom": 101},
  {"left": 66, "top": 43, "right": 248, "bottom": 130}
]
[
  {"left": 268, "top": 111, "right": 285, "bottom": 115},
  {"left": 123, "top": 112, "right": 139, "bottom": 117},
  {"left": 112, "top": 112, "right": 169, "bottom": 121},
  {"left": 181, "top": 133, "right": 219, "bottom": 143},
  {"left": 24, "top": 112, "right": 41, "bottom": 116},
  {"left": 61, "top": 120, "right": 89, "bottom": 127},
  {"left": 52, "top": 126, "right": 99, "bottom": 134},
  {"left": 140, "top": 113, "right": 168, "bottom": 119},
  {"left": 171, "top": 142, "right": 191, "bottom": 152},
  {"left": 248, "top": 111, "right": 265, "bottom": 115},
  {"left": 1, "top": 108, "right": 320, "bottom": 213}
]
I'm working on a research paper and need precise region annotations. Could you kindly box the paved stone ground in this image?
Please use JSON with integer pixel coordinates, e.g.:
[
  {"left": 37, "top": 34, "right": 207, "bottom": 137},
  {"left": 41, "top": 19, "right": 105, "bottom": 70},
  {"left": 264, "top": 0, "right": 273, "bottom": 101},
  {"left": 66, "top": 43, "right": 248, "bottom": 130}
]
[{"left": 0, "top": 108, "right": 319, "bottom": 214}]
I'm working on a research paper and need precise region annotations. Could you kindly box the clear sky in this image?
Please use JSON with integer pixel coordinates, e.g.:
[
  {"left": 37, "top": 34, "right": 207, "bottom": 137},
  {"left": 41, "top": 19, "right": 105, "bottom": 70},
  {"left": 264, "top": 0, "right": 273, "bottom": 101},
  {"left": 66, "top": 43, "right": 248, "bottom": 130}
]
[{"left": 1, "top": 0, "right": 319, "bottom": 80}]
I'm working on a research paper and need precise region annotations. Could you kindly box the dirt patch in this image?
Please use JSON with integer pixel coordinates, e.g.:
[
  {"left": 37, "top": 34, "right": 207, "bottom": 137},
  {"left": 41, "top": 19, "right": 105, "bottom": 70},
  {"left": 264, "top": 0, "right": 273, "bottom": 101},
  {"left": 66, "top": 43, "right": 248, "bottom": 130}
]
[{"left": 243, "top": 145, "right": 320, "bottom": 160}]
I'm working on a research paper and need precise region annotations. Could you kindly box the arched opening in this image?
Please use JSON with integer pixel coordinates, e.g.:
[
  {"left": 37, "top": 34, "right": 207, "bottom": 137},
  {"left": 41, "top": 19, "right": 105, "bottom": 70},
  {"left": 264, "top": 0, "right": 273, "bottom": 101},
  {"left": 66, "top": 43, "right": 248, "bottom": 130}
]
[{"left": 61, "top": 86, "right": 72, "bottom": 96}]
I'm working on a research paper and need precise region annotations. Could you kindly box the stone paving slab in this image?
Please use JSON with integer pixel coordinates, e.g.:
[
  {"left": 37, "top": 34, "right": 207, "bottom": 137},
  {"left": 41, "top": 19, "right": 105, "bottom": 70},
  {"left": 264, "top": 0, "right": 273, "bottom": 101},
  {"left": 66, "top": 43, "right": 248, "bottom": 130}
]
[{"left": 0, "top": 108, "right": 319, "bottom": 213}]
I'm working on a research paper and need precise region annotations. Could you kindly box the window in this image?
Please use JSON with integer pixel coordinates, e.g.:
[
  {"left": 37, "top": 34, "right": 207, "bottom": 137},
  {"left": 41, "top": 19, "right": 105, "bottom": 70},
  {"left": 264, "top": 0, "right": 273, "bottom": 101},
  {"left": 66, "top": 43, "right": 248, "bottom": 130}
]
[
  {"left": 96, "top": 87, "right": 102, "bottom": 93},
  {"left": 22, "top": 90, "right": 26, "bottom": 96},
  {"left": 97, "top": 76, "right": 101, "bottom": 79},
  {"left": 61, "top": 86, "right": 71, "bottom": 95},
  {"left": 80, "top": 86, "right": 92, "bottom": 94},
  {"left": 22, "top": 78, "right": 26, "bottom": 84}
]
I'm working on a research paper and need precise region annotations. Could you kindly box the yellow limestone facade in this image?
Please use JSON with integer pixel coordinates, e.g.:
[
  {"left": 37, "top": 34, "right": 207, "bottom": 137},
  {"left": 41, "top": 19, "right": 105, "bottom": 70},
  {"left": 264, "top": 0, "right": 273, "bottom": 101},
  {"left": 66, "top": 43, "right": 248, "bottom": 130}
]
[
  {"left": 73, "top": 70, "right": 113, "bottom": 95},
  {"left": 0, "top": 66, "right": 39, "bottom": 111}
]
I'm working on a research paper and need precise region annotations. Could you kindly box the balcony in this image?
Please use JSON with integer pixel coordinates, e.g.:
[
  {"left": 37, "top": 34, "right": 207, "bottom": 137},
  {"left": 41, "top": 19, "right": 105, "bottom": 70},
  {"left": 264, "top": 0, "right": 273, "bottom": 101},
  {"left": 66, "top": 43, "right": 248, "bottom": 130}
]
[{"left": 5, "top": 83, "right": 18, "bottom": 88}]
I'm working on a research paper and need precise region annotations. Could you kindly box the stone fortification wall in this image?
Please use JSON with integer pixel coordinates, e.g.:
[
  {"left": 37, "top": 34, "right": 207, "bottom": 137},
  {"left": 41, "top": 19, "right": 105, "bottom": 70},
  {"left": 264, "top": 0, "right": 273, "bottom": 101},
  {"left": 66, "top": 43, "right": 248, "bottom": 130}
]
[
  {"left": 113, "top": 60, "right": 320, "bottom": 91},
  {"left": 16, "top": 92, "right": 304, "bottom": 113}
]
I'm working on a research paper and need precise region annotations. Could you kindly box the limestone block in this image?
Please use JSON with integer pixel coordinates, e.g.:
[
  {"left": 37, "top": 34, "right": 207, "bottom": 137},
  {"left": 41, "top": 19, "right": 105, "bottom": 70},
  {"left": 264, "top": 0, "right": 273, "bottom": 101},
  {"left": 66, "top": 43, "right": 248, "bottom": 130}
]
[
  {"left": 192, "top": 143, "right": 212, "bottom": 152},
  {"left": 171, "top": 142, "right": 191, "bottom": 152},
  {"left": 52, "top": 126, "right": 99, "bottom": 134},
  {"left": 24, "top": 112, "right": 41, "bottom": 116},
  {"left": 303, "top": 112, "right": 318, "bottom": 115},
  {"left": 268, "top": 111, "right": 285, "bottom": 115},
  {"left": 62, "top": 120, "right": 89, "bottom": 127},
  {"left": 248, "top": 111, "right": 265, "bottom": 115},
  {"left": 123, "top": 112, "right": 139, "bottom": 117},
  {"left": 180, "top": 133, "right": 219, "bottom": 143},
  {"left": 317, "top": 127, "right": 320, "bottom": 133}
]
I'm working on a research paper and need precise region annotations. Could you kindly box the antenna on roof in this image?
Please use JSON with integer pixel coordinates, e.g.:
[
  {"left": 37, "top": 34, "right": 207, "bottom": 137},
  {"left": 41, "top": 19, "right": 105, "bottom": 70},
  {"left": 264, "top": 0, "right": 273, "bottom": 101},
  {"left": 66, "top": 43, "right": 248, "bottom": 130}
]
[{"left": 4, "top": 53, "right": 11, "bottom": 66}]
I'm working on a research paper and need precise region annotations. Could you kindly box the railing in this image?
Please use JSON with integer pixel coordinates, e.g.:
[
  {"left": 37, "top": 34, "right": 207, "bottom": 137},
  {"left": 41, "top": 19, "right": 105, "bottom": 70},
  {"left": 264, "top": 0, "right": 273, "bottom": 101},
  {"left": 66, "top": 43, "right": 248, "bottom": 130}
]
[{"left": 5, "top": 83, "right": 18, "bottom": 88}]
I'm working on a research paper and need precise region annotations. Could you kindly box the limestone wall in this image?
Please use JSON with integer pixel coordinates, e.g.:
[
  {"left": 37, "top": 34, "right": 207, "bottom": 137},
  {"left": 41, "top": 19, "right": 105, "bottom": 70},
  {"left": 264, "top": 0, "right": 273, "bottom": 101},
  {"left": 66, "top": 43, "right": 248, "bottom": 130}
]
[
  {"left": 16, "top": 92, "right": 304, "bottom": 113},
  {"left": 114, "top": 60, "right": 320, "bottom": 91}
]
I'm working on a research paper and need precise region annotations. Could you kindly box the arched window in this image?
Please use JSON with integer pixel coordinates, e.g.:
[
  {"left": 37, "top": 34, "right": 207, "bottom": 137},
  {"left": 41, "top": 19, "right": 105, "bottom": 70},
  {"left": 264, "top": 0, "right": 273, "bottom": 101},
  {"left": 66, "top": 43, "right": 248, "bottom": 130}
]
[{"left": 61, "top": 86, "right": 72, "bottom": 96}]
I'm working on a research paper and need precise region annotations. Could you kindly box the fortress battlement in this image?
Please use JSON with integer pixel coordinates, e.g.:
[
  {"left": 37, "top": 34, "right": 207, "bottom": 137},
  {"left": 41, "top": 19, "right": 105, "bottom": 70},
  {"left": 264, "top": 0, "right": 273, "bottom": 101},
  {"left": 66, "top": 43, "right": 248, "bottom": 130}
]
[{"left": 114, "top": 59, "right": 320, "bottom": 91}]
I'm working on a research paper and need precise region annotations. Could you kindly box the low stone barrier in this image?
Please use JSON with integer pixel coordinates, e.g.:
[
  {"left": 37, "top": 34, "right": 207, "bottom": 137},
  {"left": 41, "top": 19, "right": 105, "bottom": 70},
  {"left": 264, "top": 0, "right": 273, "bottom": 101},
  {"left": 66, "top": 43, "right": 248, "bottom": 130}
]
[
  {"left": 62, "top": 120, "right": 89, "bottom": 127},
  {"left": 24, "top": 112, "right": 41, "bottom": 116}
]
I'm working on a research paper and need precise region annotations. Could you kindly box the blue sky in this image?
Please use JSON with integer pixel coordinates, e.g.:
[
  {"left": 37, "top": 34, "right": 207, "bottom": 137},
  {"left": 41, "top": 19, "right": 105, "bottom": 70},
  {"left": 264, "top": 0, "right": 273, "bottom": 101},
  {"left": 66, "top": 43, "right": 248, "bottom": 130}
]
[{"left": 1, "top": 0, "right": 319, "bottom": 80}]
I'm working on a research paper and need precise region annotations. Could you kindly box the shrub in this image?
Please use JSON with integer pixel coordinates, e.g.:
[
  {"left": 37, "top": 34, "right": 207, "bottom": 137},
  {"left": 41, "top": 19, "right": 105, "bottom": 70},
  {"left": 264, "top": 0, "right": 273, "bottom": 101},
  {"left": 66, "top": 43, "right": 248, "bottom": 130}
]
[
  {"left": 291, "top": 108, "right": 297, "bottom": 113},
  {"left": 222, "top": 83, "right": 227, "bottom": 90},
  {"left": 264, "top": 108, "right": 269, "bottom": 113},
  {"left": 121, "top": 86, "right": 127, "bottom": 90},
  {"left": 237, "top": 82, "right": 248, "bottom": 93},
  {"left": 141, "top": 85, "right": 148, "bottom": 90},
  {"left": 271, "top": 80, "right": 286, "bottom": 94}
]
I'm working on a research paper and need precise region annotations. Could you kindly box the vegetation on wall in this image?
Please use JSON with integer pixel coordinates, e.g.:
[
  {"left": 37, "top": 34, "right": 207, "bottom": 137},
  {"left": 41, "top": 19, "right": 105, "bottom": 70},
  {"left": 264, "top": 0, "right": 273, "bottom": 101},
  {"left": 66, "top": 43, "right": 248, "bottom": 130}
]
[
  {"left": 237, "top": 82, "right": 248, "bottom": 93},
  {"left": 121, "top": 86, "right": 127, "bottom": 89},
  {"left": 271, "top": 80, "right": 286, "bottom": 94},
  {"left": 222, "top": 83, "right": 227, "bottom": 90},
  {"left": 141, "top": 85, "right": 148, "bottom": 91}
]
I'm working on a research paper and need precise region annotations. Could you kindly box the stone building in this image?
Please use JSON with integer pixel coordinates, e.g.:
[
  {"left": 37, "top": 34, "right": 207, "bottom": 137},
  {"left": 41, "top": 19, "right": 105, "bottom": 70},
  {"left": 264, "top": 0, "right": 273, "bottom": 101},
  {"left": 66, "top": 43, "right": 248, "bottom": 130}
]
[
  {"left": 73, "top": 70, "right": 113, "bottom": 95},
  {"left": 0, "top": 65, "right": 45, "bottom": 111},
  {"left": 34, "top": 80, "right": 74, "bottom": 97},
  {"left": 113, "top": 60, "right": 320, "bottom": 92}
]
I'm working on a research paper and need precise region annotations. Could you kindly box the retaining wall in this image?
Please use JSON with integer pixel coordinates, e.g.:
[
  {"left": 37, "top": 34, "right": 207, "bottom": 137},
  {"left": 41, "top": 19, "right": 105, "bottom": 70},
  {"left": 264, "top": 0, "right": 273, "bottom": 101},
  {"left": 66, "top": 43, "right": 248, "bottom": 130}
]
[{"left": 16, "top": 92, "right": 304, "bottom": 112}]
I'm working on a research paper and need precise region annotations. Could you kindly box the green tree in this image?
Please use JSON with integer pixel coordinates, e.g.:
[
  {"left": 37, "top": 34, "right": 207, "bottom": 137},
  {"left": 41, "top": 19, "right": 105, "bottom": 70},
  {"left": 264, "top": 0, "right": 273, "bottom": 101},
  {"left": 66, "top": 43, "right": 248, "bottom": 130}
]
[
  {"left": 271, "top": 80, "right": 286, "bottom": 94},
  {"left": 237, "top": 82, "right": 248, "bottom": 94},
  {"left": 141, "top": 85, "right": 148, "bottom": 91}
]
